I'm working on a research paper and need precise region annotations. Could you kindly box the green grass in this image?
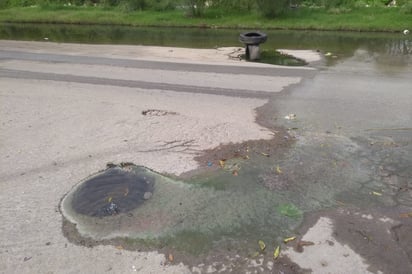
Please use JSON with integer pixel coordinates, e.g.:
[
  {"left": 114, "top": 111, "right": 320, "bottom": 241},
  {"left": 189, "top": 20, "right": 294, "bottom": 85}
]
[{"left": 0, "top": 6, "right": 410, "bottom": 32}]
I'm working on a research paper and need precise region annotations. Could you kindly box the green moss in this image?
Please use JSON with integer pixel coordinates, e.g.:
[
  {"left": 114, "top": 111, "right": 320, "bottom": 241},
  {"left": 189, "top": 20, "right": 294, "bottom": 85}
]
[
  {"left": 277, "top": 203, "right": 302, "bottom": 218},
  {"left": 162, "top": 230, "right": 213, "bottom": 255}
]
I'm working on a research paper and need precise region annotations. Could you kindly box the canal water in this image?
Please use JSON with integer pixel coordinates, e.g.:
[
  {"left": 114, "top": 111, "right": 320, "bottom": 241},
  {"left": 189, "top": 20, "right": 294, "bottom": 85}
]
[
  {"left": 1, "top": 23, "right": 411, "bottom": 64},
  {"left": 3, "top": 23, "right": 411, "bottom": 261}
]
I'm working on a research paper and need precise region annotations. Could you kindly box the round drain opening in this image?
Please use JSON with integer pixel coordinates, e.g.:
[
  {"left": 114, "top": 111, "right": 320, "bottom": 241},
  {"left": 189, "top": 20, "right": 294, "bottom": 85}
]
[{"left": 71, "top": 167, "right": 154, "bottom": 217}]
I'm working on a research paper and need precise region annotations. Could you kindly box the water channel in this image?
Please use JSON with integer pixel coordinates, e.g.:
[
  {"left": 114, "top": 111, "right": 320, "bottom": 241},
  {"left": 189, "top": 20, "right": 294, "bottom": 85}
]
[{"left": 2, "top": 23, "right": 411, "bottom": 268}]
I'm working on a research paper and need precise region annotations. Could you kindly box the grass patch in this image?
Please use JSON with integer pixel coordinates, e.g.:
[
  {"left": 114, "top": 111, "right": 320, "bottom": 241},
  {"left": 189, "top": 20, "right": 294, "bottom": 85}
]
[{"left": 0, "top": 6, "right": 410, "bottom": 31}]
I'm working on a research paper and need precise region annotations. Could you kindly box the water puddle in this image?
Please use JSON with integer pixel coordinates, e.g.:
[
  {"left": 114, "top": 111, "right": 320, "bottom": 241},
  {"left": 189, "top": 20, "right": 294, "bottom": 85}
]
[
  {"left": 243, "top": 50, "right": 307, "bottom": 66},
  {"left": 60, "top": 126, "right": 412, "bottom": 257},
  {"left": 70, "top": 165, "right": 154, "bottom": 217},
  {"left": 47, "top": 26, "right": 412, "bottom": 268},
  {"left": 61, "top": 160, "right": 304, "bottom": 255}
]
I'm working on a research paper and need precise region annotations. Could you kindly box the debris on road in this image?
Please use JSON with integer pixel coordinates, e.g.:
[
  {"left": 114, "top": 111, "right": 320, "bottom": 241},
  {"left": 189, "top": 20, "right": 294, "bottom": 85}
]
[
  {"left": 258, "top": 240, "right": 266, "bottom": 251},
  {"left": 273, "top": 246, "right": 280, "bottom": 259},
  {"left": 295, "top": 240, "right": 315, "bottom": 253},
  {"left": 275, "top": 165, "right": 282, "bottom": 174},
  {"left": 283, "top": 236, "right": 296, "bottom": 244},
  {"left": 399, "top": 212, "right": 412, "bottom": 218},
  {"left": 284, "top": 114, "right": 297, "bottom": 120}
]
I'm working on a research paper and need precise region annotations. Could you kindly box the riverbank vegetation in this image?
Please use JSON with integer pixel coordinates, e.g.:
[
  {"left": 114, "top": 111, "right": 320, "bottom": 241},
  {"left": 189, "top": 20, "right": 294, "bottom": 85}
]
[{"left": 0, "top": 0, "right": 411, "bottom": 32}]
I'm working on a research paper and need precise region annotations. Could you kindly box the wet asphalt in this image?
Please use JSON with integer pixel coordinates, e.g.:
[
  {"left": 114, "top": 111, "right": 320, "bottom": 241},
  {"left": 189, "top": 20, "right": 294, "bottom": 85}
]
[{"left": 1, "top": 43, "right": 411, "bottom": 273}]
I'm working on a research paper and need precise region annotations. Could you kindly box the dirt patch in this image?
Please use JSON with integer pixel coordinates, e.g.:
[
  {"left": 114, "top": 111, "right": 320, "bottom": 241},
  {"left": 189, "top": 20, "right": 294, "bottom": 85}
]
[{"left": 141, "top": 109, "right": 178, "bottom": 116}]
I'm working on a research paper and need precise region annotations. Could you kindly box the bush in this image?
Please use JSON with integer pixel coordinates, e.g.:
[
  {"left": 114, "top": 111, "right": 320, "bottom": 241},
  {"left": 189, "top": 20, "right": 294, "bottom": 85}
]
[
  {"left": 2, "top": 0, "right": 37, "bottom": 7},
  {"left": 210, "top": 0, "right": 255, "bottom": 12},
  {"left": 150, "top": 0, "right": 177, "bottom": 11},
  {"left": 186, "top": 0, "right": 206, "bottom": 16},
  {"left": 400, "top": 1, "right": 412, "bottom": 14},
  {"left": 256, "top": 0, "right": 289, "bottom": 17},
  {"left": 323, "top": 0, "right": 354, "bottom": 9},
  {"left": 118, "top": 0, "right": 147, "bottom": 11}
]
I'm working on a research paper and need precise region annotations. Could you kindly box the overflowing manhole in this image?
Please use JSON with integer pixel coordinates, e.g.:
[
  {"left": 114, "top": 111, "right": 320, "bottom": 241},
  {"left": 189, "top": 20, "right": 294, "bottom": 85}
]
[
  {"left": 60, "top": 161, "right": 304, "bottom": 249},
  {"left": 60, "top": 134, "right": 403, "bottom": 256},
  {"left": 70, "top": 165, "right": 154, "bottom": 217}
]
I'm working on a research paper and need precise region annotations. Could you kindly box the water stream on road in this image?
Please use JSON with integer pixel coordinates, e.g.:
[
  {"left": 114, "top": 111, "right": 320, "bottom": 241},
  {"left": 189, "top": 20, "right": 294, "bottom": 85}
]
[{"left": 4, "top": 23, "right": 410, "bottom": 265}]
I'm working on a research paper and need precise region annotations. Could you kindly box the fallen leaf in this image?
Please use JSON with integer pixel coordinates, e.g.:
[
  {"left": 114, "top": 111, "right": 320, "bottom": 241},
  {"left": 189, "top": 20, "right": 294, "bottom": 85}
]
[
  {"left": 219, "top": 160, "right": 226, "bottom": 168},
  {"left": 299, "top": 240, "right": 314, "bottom": 246},
  {"left": 371, "top": 191, "right": 382, "bottom": 196},
  {"left": 260, "top": 152, "right": 270, "bottom": 157},
  {"left": 107, "top": 197, "right": 113, "bottom": 203},
  {"left": 283, "top": 236, "right": 296, "bottom": 243},
  {"left": 276, "top": 165, "right": 282, "bottom": 174},
  {"left": 258, "top": 240, "right": 266, "bottom": 251},
  {"left": 250, "top": 251, "right": 260, "bottom": 258},
  {"left": 295, "top": 240, "right": 315, "bottom": 253},
  {"left": 335, "top": 200, "right": 346, "bottom": 206},
  {"left": 115, "top": 245, "right": 123, "bottom": 250},
  {"left": 273, "top": 246, "right": 280, "bottom": 259},
  {"left": 168, "top": 253, "right": 174, "bottom": 262},
  {"left": 232, "top": 170, "right": 238, "bottom": 176},
  {"left": 400, "top": 212, "right": 412, "bottom": 218}
]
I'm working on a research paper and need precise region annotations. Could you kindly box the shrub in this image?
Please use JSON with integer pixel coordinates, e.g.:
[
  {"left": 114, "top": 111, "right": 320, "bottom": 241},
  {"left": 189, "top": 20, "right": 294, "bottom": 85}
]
[
  {"left": 400, "top": 1, "right": 412, "bottom": 14},
  {"left": 186, "top": 0, "right": 206, "bottom": 16},
  {"left": 117, "top": 0, "right": 147, "bottom": 11},
  {"left": 210, "top": 0, "right": 255, "bottom": 12},
  {"left": 256, "top": 0, "right": 289, "bottom": 17}
]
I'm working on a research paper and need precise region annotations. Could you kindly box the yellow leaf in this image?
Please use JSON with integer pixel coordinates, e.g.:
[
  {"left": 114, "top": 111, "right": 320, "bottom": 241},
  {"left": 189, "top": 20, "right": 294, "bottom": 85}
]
[
  {"left": 371, "top": 191, "right": 382, "bottom": 196},
  {"left": 219, "top": 160, "right": 226, "bottom": 168},
  {"left": 107, "top": 197, "right": 112, "bottom": 203},
  {"left": 400, "top": 212, "right": 412, "bottom": 218},
  {"left": 258, "top": 240, "right": 266, "bottom": 251},
  {"left": 276, "top": 165, "right": 282, "bottom": 174},
  {"left": 250, "top": 251, "right": 260, "bottom": 258},
  {"left": 115, "top": 245, "right": 123, "bottom": 250},
  {"left": 168, "top": 253, "right": 174, "bottom": 262},
  {"left": 283, "top": 236, "right": 296, "bottom": 243},
  {"left": 273, "top": 246, "right": 280, "bottom": 259}
]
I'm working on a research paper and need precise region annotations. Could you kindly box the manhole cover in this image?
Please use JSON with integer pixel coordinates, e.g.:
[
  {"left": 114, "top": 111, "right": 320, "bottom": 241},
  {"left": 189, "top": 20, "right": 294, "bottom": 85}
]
[{"left": 70, "top": 166, "right": 154, "bottom": 217}]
